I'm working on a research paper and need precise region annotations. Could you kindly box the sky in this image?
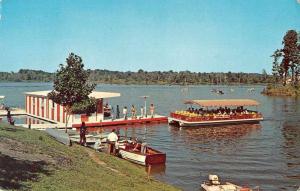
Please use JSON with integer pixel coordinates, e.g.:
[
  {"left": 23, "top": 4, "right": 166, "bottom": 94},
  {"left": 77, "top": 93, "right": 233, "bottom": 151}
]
[{"left": 0, "top": 0, "right": 299, "bottom": 73}]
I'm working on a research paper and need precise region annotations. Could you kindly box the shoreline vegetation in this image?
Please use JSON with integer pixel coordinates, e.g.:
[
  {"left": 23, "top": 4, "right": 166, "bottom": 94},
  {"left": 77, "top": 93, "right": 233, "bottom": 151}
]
[
  {"left": 0, "top": 123, "right": 178, "bottom": 191},
  {"left": 262, "top": 84, "right": 300, "bottom": 97},
  {"left": 0, "top": 69, "right": 273, "bottom": 85},
  {"left": 265, "top": 29, "right": 300, "bottom": 97}
]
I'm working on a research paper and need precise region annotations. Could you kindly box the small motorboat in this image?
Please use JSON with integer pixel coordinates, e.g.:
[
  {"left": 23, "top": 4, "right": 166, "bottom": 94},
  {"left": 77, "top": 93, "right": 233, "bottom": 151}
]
[
  {"left": 211, "top": 89, "right": 224, "bottom": 95},
  {"left": 201, "top": 175, "right": 257, "bottom": 191},
  {"left": 118, "top": 140, "right": 166, "bottom": 166}
]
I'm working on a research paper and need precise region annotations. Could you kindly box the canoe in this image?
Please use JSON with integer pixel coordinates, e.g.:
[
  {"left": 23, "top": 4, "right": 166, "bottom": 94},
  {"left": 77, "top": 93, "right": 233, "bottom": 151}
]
[{"left": 118, "top": 142, "right": 166, "bottom": 166}]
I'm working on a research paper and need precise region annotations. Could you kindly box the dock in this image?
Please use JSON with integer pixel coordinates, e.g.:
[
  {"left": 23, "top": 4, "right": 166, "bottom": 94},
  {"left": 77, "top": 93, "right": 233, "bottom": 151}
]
[
  {"left": 72, "top": 115, "right": 168, "bottom": 128},
  {"left": 0, "top": 108, "right": 26, "bottom": 116}
]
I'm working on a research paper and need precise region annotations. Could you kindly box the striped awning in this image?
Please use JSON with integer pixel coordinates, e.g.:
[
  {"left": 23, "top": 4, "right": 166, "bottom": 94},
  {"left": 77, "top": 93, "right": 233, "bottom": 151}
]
[{"left": 184, "top": 99, "right": 260, "bottom": 107}]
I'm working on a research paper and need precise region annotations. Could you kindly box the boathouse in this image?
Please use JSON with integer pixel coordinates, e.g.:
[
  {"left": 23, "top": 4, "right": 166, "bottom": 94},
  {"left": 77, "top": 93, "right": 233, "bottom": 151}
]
[{"left": 25, "top": 91, "right": 120, "bottom": 125}]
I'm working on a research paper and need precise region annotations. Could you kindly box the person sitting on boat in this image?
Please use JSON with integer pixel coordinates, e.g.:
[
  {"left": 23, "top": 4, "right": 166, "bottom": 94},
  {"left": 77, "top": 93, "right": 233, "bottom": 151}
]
[
  {"left": 132, "top": 138, "right": 139, "bottom": 151},
  {"left": 107, "top": 129, "right": 119, "bottom": 155}
]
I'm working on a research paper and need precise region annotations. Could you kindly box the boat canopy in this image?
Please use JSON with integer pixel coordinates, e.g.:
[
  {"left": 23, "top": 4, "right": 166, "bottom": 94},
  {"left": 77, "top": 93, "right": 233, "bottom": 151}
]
[
  {"left": 25, "top": 91, "right": 120, "bottom": 99},
  {"left": 184, "top": 99, "right": 260, "bottom": 107}
]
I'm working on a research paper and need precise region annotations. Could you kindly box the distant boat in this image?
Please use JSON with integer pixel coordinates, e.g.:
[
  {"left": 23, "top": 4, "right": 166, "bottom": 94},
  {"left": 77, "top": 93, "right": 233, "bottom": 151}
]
[
  {"left": 217, "top": 90, "right": 224, "bottom": 95},
  {"left": 201, "top": 175, "right": 258, "bottom": 191},
  {"left": 247, "top": 88, "right": 255, "bottom": 93},
  {"left": 211, "top": 89, "right": 224, "bottom": 95}
]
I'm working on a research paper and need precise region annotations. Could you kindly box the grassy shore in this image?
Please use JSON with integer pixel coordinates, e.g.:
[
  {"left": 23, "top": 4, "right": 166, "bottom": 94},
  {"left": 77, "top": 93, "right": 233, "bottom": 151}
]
[
  {"left": 262, "top": 84, "right": 300, "bottom": 97},
  {"left": 0, "top": 123, "right": 179, "bottom": 191}
]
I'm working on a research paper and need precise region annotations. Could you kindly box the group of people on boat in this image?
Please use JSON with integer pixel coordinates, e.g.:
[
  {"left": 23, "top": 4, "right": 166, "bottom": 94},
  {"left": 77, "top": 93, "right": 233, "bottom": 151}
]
[
  {"left": 173, "top": 106, "right": 260, "bottom": 121},
  {"left": 187, "top": 106, "right": 252, "bottom": 116},
  {"left": 104, "top": 103, "right": 156, "bottom": 120}
]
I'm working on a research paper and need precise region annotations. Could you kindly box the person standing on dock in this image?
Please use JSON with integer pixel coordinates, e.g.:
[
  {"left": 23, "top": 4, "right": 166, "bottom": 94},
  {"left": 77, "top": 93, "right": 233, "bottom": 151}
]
[
  {"left": 123, "top": 106, "right": 128, "bottom": 120},
  {"left": 107, "top": 129, "right": 118, "bottom": 155},
  {"left": 116, "top": 105, "right": 120, "bottom": 119},
  {"left": 150, "top": 103, "right": 155, "bottom": 118},
  {"left": 131, "top": 105, "right": 136, "bottom": 119},
  {"left": 79, "top": 122, "right": 87, "bottom": 146}
]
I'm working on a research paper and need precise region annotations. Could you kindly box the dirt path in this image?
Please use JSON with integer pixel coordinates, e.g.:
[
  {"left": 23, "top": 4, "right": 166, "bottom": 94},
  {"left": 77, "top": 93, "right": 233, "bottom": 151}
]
[{"left": 85, "top": 149, "right": 124, "bottom": 175}]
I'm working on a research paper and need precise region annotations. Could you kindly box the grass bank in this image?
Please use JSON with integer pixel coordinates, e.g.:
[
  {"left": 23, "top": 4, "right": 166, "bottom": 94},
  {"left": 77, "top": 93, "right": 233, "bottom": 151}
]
[
  {"left": 0, "top": 123, "right": 179, "bottom": 191},
  {"left": 261, "top": 84, "right": 300, "bottom": 97}
]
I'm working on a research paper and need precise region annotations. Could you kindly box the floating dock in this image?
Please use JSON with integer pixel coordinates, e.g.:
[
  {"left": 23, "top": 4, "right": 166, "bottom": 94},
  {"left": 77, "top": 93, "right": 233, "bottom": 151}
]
[{"left": 72, "top": 115, "right": 168, "bottom": 128}]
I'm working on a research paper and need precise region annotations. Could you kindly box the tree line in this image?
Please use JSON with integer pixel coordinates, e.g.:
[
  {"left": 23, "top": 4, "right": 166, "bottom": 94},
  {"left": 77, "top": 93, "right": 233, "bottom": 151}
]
[
  {"left": 271, "top": 29, "right": 300, "bottom": 86},
  {"left": 0, "top": 69, "right": 273, "bottom": 85}
]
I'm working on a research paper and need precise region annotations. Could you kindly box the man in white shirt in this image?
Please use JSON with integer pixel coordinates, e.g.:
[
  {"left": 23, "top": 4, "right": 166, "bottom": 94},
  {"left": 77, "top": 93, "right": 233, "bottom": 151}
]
[
  {"left": 107, "top": 129, "right": 118, "bottom": 155},
  {"left": 123, "top": 106, "right": 128, "bottom": 120},
  {"left": 107, "top": 129, "right": 118, "bottom": 142},
  {"left": 140, "top": 106, "right": 144, "bottom": 118}
]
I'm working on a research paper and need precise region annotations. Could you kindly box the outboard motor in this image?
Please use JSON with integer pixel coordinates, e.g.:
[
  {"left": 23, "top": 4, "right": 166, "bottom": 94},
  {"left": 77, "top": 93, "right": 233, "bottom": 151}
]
[{"left": 208, "top": 174, "right": 220, "bottom": 185}]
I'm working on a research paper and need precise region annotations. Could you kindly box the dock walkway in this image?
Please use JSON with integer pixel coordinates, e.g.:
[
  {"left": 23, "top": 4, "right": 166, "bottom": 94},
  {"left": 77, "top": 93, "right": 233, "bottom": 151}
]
[{"left": 72, "top": 114, "right": 168, "bottom": 128}]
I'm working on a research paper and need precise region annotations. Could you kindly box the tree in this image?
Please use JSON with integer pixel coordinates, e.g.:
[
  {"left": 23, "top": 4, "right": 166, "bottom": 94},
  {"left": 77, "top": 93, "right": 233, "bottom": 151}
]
[
  {"left": 262, "top": 69, "right": 268, "bottom": 81},
  {"left": 271, "top": 49, "right": 283, "bottom": 83},
  {"left": 282, "top": 30, "right": 299, "bottom": 85},
  {"left": 48, "top": 53, "right": 96, "bottom": 132}
]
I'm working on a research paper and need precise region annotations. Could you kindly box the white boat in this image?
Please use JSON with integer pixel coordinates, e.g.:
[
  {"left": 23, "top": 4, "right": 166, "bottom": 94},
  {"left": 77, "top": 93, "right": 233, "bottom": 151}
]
[
  {"left": 169, "top": 99, "right": 263, "bottom": 127},
  {"left": 201, "top": 175, "right": 257, "bottom": 191},
  {"left": 118, "top": 141, "right": 166, "bottom": 166}
]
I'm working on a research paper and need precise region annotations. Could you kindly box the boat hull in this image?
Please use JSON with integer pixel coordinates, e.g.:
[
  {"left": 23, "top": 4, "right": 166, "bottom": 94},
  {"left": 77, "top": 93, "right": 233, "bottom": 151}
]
[
  {"left": 119, "top": 149, "right": 166, "bottom": 166},
  {"left": 168, "top": 117, "right": 263, "bottom": 127}
]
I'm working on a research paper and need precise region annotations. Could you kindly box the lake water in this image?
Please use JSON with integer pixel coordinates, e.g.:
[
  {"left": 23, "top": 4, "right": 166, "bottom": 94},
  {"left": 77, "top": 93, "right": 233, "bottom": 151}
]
[{"left": 0, "top": 82, "right": 299, "bottom": 190}]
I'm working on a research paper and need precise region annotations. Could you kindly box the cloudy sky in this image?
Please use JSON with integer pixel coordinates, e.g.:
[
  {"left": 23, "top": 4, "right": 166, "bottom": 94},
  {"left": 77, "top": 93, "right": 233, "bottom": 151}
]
[{"left": 0, "top": 0, "right": 299, "bottom": 73}]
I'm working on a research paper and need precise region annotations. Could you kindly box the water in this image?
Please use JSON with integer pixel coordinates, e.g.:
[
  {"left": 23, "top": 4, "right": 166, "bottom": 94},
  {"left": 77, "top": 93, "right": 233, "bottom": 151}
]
[
  {"left": 1, "top": 115, "right": 52, "bottom": 124},
  {"left": 0, "top": 82, "right": 300, "bottom": 190}
]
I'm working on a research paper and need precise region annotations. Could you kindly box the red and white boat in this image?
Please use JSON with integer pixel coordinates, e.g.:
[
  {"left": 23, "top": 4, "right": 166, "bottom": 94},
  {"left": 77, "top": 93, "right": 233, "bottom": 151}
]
[
  {"left": 169, "top": 99, "right": 263, "bottom": 127},
  {"left": 118, "top": 141, "right": 166, "bottom": 166}
]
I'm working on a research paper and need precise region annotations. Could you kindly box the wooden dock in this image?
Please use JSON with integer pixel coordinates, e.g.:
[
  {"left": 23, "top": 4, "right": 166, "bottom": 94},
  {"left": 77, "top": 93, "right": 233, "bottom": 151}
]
[
  {"left": 0, "top": 108, "right": 26, "bottom": 116},
  {"left": 72, "top": 115, "right": 168, "bottom": 128}
]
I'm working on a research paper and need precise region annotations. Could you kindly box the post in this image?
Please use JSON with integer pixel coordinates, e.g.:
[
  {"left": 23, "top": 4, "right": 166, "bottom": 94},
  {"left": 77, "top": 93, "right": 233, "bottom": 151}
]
[
  {"left": 147, "top": 165, "right": 152, "bottom": 180},
  {"left": 144, "top": 97, "right": 147, "bottom": 118}
]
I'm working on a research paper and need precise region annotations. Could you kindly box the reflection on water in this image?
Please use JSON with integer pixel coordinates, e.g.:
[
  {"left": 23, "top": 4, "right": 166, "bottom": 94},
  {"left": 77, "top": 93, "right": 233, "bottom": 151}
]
[
  {"left": 1, "top": 83, "right": 300, "bottom": 190},
  {"left": 146, "top": 164, "right": 166, "bottom": 176},
  {"left": 169, "top": 124, "right": 261, "bottom": 153}
]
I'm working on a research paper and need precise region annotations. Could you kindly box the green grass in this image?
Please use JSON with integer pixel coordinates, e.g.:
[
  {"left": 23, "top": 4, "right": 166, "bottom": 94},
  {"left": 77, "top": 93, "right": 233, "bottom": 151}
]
[{"left": 0, "top": 123, "right": 179, "bottom": 191}]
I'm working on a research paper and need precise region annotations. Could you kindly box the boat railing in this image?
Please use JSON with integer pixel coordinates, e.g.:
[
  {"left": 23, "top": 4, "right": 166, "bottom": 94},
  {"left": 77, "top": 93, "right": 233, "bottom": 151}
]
[{"left": 170, "top": 112, "right": 262, "bottom": 122}]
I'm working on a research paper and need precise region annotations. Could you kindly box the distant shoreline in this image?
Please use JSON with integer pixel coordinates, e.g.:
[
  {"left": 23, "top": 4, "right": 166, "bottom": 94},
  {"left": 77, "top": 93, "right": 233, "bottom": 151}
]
[
  {"left": 0, "top": 80, "right": 270, "bottom": 86},
  {"left": 0, "top": 69, "right": 274, "bottom": 85}
]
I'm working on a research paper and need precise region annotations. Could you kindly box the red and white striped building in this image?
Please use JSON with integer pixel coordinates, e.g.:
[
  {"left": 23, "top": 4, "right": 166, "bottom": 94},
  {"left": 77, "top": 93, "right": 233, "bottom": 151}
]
[{"left": 25, "top": 91, "right": 120, "bottom": 125}]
